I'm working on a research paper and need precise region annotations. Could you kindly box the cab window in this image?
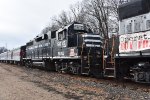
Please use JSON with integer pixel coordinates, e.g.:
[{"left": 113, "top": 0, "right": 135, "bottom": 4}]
[{"left": 58, "top": 32, "right": 63, "bottom": 40}]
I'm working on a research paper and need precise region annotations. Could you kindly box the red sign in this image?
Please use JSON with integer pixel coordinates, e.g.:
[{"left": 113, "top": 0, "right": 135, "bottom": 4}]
[{"left": 119, "top": 31, "right": 150, "bottom": 52}]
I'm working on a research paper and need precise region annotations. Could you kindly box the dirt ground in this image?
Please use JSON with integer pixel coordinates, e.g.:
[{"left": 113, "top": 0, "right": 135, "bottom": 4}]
[
  {"left": 0, "top": 63, "right": 66, "bottom": 100},
  {"left": 0, "top": 63, "right": 149, "bottom": 100}
]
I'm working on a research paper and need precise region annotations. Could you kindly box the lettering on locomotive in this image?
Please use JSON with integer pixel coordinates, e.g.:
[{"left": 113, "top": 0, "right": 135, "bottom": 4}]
[{"left": 119, "top": 31, "right": 150, "bottom": 52}]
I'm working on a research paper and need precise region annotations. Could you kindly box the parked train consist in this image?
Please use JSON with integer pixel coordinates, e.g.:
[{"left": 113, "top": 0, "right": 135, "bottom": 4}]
[
  {"left": 0, "top": 0, "right": 150, "bottom": 83},
  {"left": 0, "top": 22, "right": 103, "bottom": 77}
]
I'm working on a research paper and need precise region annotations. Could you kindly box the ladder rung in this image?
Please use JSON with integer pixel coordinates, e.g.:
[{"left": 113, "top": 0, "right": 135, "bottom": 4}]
[
  {"left": 130, "top": 73, "right": 134, "bottom": 75},
  {"left": 83, "top": 67, "right": 90, "bottom": 69},
  {"left": 104, "top": 75, "right": 115, "bottom": 78},
  {"left": 124, "top": 77, "right": 130, "bottom": 79},
  {"left": 107, "top": 62, "right": 115, "bottom": 64},
  {"left": 82, "top": 73, "right": 89, "bottom": 75},
  {"left": 105, "top": 68, "right": 115, "bottom": 70}
]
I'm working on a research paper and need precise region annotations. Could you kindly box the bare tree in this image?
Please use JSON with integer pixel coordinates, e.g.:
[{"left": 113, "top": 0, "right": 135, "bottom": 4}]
[
  {"left": 52, "top": 11, "right": 72, "bottom": 28},
  {"left": 83, "top": 0, "right": 119, "bottom": 38},
  {"left": 41, "top": 26, "right": 51, "bottom": 34},
  {"left": 107, "top": 0, "right": 119, "bottom": 35},
  {"left": 83, "top": 0, "right": 109, "bottom": 38},
  {"left": 70, "top": 2, "right": 86, "bottom": 23},
  {"left": 49, "top": 23, "right": 59, "bottom": 31},
  {"left": 0, "top": 47, "right": 8, "bottom": 54},
  {"left": 47, "top": 0, "right": 119, "bottom": 39}
]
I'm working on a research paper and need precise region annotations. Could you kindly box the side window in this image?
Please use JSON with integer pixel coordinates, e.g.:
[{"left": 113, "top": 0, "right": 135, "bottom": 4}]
[
  {"left": 51, "top": 31, "right": 56, "bottom": 38},
  {"left": 134, "top": 21, "right": 141, "bottom": 32},
  {"left": 58, "top": 29, "right": 67, "bottom": 40},
  {"left": 44, "top": 34, "right": 48, "bottom": 40},
  {"left": 126, "top": 23, "right": 132, "bottom": 33},
  {"left": 58, "top": 32, "right": 63, "bottom": 40},
  {"left": 146, "top": 20, "right": 150, "bottom": 30}
]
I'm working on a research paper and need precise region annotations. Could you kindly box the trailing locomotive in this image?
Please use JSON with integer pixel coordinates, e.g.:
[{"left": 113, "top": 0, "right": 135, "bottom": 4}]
[{"left": 115, "top": 0, "right": 150, "bottom": 83}]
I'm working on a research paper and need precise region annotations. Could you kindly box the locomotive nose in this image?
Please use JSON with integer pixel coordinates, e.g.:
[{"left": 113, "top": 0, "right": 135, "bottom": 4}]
[{"left": 82, "top": 33, "right": 103, "bottom": 48}]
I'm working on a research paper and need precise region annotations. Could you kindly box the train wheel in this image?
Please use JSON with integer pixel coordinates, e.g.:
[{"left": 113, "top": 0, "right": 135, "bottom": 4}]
[
  {"left": 69, "top": 62, "right": 81, "bottom": 75},
  {"left": 25, "top": 62, "right": 29, "bottom": 68},
  {"left": 55, "top": 62, "right": 62, "bottom": 73},
  {"left": 25, "top": 61, "right": 32, "bottom": 68}
]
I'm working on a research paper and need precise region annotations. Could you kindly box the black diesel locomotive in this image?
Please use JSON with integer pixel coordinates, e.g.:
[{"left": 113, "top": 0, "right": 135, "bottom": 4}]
[{"left": 0, "top": 22, "right": 103, "bottom": 77}]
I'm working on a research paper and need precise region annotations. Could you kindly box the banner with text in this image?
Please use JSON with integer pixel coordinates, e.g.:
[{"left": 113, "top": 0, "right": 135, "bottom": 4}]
[{"left": 119, "top": 31, "right": 150, "bottom": 53}]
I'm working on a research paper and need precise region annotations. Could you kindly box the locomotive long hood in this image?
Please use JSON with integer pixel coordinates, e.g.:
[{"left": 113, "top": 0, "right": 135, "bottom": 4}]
[{"left": 119, "top": 30, "right": 150, "bottom": 53}]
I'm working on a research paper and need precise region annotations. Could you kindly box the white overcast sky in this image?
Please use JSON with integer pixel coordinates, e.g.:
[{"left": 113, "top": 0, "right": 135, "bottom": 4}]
[{"left": 0, "top": 0, "right": 82, "bottom": 49}]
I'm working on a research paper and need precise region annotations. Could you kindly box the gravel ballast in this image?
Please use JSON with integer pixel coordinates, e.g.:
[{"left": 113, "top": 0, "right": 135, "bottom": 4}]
[{"left": 0, "top": 63, "right": 149, "bottom": 100}]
